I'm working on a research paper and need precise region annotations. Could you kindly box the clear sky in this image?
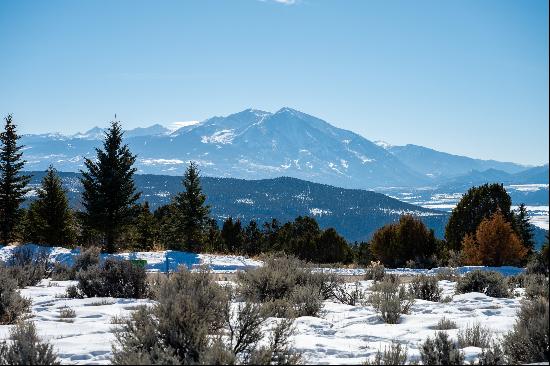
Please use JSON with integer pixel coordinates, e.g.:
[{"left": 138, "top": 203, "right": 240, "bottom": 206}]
[{"left": 0, "top": 0, "right": 548, "bottom": 165}]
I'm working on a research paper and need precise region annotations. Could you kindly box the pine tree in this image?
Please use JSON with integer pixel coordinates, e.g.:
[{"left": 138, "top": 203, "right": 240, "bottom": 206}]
[
  {"left": 221, "top": 217, "right": 244, "bottom": 253},
  {"left": 0, "top": 115, "right": 31, "bottom": 245},
  {"left": 132, "top": 201, "right": 157, "bottom": 251},
  {"left": 24, "top": 166, "right": 75, "bottom": 246},
  {"left": 243, "top": 220, "right": 263, "bottom": 256},
  {"left": 513, "top": 203, "right": 534, "bottom": 254},
  {"left": 80, "top": 120, "right": 141, "bottom": 253},
  {"left": 173, "top": 162, "right": 210, "bottom": 252}
]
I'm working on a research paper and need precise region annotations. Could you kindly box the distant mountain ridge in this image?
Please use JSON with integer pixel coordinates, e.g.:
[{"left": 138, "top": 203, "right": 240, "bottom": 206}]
[
  {"left": 21, "top": 107, "right": 546, "bottom": 189},
  {"left": 24, "top": 171, "right": 448, "bottom": 243},
  {"left": 385, "top": 144, "right": 527, "bottom": 178}
]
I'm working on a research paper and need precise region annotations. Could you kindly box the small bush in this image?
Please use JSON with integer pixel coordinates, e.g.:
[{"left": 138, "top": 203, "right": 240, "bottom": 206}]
[
  {"left": 478, "top": 342, "right": 506, "bottom": 365},
  {"left": 455, "top": 270, "right": 509, "bottom": 298},
  {"left": 457, "top": 323, "right": 492, "bottom": 348},
  {"left": 432, "top": 317, "right": 457, "bottom": 330},
  {"left": 76, "top": 258, "right": 148, "bottom": 298},
  {"left": 502, "top": 296, "right": 549, "bottom": 364},
  {"left": 58, "top": 306, "right": 76, "bottom": 322},
  {"left": 364, "top": 341, "right": 407, "bottom": 365},
  {"left": 368, "top": 277, "right": 414, "bottom": 324},
  {"left": 248, "top": 318, "right": 301, "bottom": 365},
  {"left": 408, "top": 275, "right": 442, "bottom": 302},
  {"left": 419, "top": 331, "right": 465, "bottom": 365},
  {"left": 0, "top": 267, "right": 31, "bottom": 324},
  {"left": 237, "top": 254, "right": 330, "bottom": 317},
  {"left": 65, "top": 285, "right": 82, "bottom": 299},
  {"left": 0, "top": 321, "right": 60, "bottom": 365},
  {"left": 439, "top": 295, "right": 453, "bottom": 303},
  {"left": 5, "top": 247, "right": 50, "bottom": 287},
  {"left": 435, "top": 268, "right": 459, "bottom": 282},
  {"left": 524, "top": 274, "right": 549, "bottom": 299},
  {"left": 330, "top": 282, "right": 366, "bottom": 306},
  {"left": 364, "top": 261, "right": 385, "bottom": 282},
  {"left": 73, "top": 246, "right": 101, "bottom": 272},
  {"left": 50, "top": 263, "right": 75, "bottom": 281},
  {"left": 525, "top": 250, "right": 549, "bottom": 276}
]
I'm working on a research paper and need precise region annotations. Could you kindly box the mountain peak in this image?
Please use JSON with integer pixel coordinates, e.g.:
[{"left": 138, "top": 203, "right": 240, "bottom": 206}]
[{"left": 274, "top": 107, "right": 302, "bottom": 116}]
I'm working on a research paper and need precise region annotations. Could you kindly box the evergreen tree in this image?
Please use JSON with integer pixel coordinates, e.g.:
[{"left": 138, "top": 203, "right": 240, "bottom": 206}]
[
  {"left": 173, "top": 162, "right": 210, "bottom": 252},
  {"left": 513, "top": 203, "right": 535, "bottom": 254},
  {"left": 154, "top": 203, "right": 180, "bottom": 249},
  {"left": 204, "top": 218, "right": 223, "bottom": 253},
  {"left": 24, "top": 166, "right": 75, "bottom": 246},
  {"left": 0, "top": 115, "right": 31, "bottom": 245},
  {"left": 80, "top": 120, "right": 141, "bottom": 253},
  {"left": 221, "top": 217, "right": 244, "bottom": 253},
  {"left": 445, "top": 183, "right": 513, "bottom": 251},
  {"left": 315, "top": 228, "right": 352, "bottom": 264},
  {"left": 370, "top": 215, "right": 438, "bottom": 267},
  {"left": 131, "top": 201, "right": 157, "bottom": 251},
  {"left": 243, "top": 220, "right": 263, "bottom": 256}
]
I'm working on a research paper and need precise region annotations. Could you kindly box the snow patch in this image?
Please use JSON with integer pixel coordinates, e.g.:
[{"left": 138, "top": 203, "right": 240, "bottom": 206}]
[
  {"left": 201, "top": 129, "right": 235, "bottom": 144},
  {"left": 309, "top": 208, "right": 332, "bottom": 216}
]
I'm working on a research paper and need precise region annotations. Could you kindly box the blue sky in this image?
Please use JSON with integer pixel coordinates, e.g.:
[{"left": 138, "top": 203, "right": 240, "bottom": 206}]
[{"left": 0, "top": 0, "right": 548, "bottom": 165}]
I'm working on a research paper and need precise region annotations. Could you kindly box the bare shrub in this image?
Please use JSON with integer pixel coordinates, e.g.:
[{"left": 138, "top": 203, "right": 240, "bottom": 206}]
[
  {"left": 478, "top": 341, "right": 506, "bottom": 365},
  {"left": 112, "top": 269, "right": 300, "bottom": 365},
  {"left": 419, "top": 331, "right": 465, "bottom": 365},
  {"left": 5, "top": 247, "right": 50, "bottom": 287},
  {"left": 434, "top": 268, "right": 459, "bottom": 282},
  {"left": 502, "top": 296, "right": 549, "bottom": 364},
  {"left": 368, "top": 277, "right": 414, "bottom": 324},
  {"left": 73, "top": 246, "right": 101, "bottom": 272},
  {"left": 331, "top": 282, "right": 366, "bottom": 306},
  {"left": 58, "top": 306, "right": 76, "bottom": 322},
  {"left": 364, "top": 261, "right": 385, "bottom": 282},
  {"left": 50, "top": 263, "right": 75, "bottom": 281},
  {"left": 0, "top": 267, "right": 31, "bottom": 324},
  {"left": 364, "top": 341, "right": 407, "bottom": 365},
  {"left": 455, "top": 270, "right": 509, "bottom": 298},
  {"left": 0, "top": 321, "right": 60, "bottom": 365},
  {"left": 524, "top": 274, "right": 549, "bottom": 299},
  {"left": 76, "top": 258, "right": 148, "bottom": 298},
  {"left": 237, "top": 254, "right": 329, "bottom": 317},
  {"left": 408, "top": 275, "right": 442, "bottom": 302},
  {"left": 457, "top": 323, "right": 492, "bottom": 348},
  {"left": 432, "top": 317, "right": 457, "bottom": 330}
]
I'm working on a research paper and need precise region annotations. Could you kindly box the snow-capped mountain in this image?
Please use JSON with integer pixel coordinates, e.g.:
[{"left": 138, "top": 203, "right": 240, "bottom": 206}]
[
  {"left": 21, "top": 108, "right": 427, "bottom": 188},
  {"left": 20, "top": 107, "right": 545, "bottom": 189}
]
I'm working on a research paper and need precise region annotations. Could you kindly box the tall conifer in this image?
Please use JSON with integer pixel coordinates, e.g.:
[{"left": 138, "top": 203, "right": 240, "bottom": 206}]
[
  {"left": 0, "top": 115, "right": 31, "bottom": 245},
  {"left": 80, "top": 120, "right": 140, "bottom": 253},
  {"left": 26, "top": 166, "right": 75, "bottom": 245},
  {"left": 514, "top": 203, "right": 535, "bottom": 253},
  {"left": 173, "top": 162, "right": 210, "bottom": 252}
]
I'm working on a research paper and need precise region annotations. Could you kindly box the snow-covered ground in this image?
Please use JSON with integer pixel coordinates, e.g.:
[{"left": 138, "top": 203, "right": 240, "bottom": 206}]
[
  {"left": 0, "top": 244, "right": 524, "bottom": 277},
  {"left": 0, "top": 244, "right": 262, "bottom": 273},
  {"left": 0, "top": 279, "right": 155, "bottom": 365},
  {"left": 0, "top": 279, "right": 524, "bottom": 365}
]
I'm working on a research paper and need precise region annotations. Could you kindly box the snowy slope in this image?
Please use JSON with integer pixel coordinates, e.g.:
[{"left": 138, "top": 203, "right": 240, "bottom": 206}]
[{"left": 0, "top": 279, "right": 525, "bottom": 365}]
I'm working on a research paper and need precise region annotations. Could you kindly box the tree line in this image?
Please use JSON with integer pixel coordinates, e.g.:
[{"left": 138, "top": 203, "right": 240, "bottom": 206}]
[{"left": 0, "top": 115, "right": 546, "bottom": 267}]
